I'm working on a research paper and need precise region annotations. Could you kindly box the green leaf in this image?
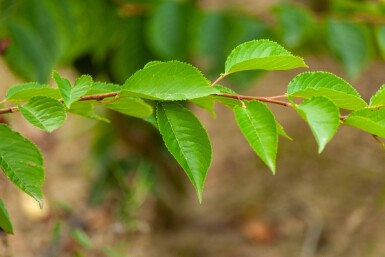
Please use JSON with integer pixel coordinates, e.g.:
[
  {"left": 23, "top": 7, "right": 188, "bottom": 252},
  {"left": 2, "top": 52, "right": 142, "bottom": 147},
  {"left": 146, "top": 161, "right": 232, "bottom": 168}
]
[
  {"left": 233, "top": 101, "right": 278, "bottom": 173},
  {"left": 294, "top": 97, "right": 340, "bottom": 153},
  {"left": 225, "top": 39, "right": 308, "bottom": 75},
  {"left": 190, "top": 97, "right": 216, "bottom": 117},
  {"left": 344, "top": 109, "right": 385, "bottom": 138},
  {"left": 18, "top": 96, "right": 66, "bottom": 132},
  {"left": 122, "top": 61, "right": 218, "bottom": 100},
  {"left": 102, "top": 97, "right": 153, "bottom": 118},
  {"left": 328, "top": 20, "right": 373, "bottom": 78},
  {"left": 69, "top": 102, "right": 109, "bottom": 123},
  {"left": 370, "top": 85, "right": 385, "bottom": 107},
  {"left": 157, "top": 102, "right": 212, "bottom": 202},
  {"left": 53, "top": 72, "right": 92, "bottom": 108},
  {"left": 287, "top": 71, "right": 367, "bottom": 110},
  {"left": 71, "top": 228, "right": 92, "bottom": 249},
  {"left": 0, "top": 200, "right": 13, "bottom": 234},
  {"left": 6, "top": 82, "right": 60, "bottom": 102},
  {"left": 0, "top": 124, "right": 44, "bottom": 207}
]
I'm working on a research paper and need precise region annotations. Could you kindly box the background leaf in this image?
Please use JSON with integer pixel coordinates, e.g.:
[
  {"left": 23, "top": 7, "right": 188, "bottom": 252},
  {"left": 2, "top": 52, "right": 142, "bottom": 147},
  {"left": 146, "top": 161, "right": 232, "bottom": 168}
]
[
  {"left": 328, "top": 20, "right": 373, "bottom": 78},
  {"left": 287, "top": 71, "right": 367, "bottom": 110},
  {"left": 233, "top": 101, "right": 278, "bottom": 173},
  {"left": 0, "top": 199, "right": 13, "bottom": 234},
  {"left": 157, "top": 102, "right": 212, "bottom": 202},
  {"left": 0, "top": 124, "right": 44, "bottom": 207},
  {"left": 225, "top": 39, "right": 307, "bottom": 75},
  {"left": 19, "top": 96, "right": 66, "bottom": 132},
  {"left": 146, "top": 0, "right": 192, "bottom": 60},
  {"left": 294, "top": 97, "right": 340, "bottom": 153},
  {"left": 123, "top": 61, "right": 218, "bottom": 100}
]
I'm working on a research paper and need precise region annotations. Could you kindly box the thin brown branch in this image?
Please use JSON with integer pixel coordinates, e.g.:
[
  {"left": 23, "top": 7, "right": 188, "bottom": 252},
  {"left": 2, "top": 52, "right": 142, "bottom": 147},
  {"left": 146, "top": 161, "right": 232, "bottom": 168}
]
[
  {"left": 215, "top": 93, "right": 293, "bottom": 107},
  {"left": 0, "top": 92, "right": 120, "bottom": 115},
  {"left": 211, "top": 74, "right": 225, "bottom": 87}
]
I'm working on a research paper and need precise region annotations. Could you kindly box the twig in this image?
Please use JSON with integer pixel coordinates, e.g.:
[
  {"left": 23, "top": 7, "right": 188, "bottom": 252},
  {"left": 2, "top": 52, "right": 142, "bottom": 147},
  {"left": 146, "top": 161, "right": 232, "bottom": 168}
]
[
  {"left": 215, "top": 93, "right": 292, "bottom": 107},
  {"left": 0, "top": 92, "right": 120, "bottom": 115},
  {"left": 211, "top": 74, "right": 225, "bottom": 87}
]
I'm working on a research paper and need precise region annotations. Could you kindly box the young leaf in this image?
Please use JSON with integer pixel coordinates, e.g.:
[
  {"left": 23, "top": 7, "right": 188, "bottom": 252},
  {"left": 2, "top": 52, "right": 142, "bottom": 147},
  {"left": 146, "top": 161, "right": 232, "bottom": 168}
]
[
  {"left": 344, "top": 109, "right": 385, "bottom": 138},
  {"left": 0, "top": 200, "right": 13, "bottom": 234},
  {"left": 53, "top": 72, "right": 92, "bottom": 108},
  {"left": 0, "top": 124, "right": 44, "bottom": 207},
  {"left": 6, "top": 82, "right": 60, "bottom": 102},
  {"left": 18, "top": 96, "right": 66, "bottom": 132},
  {"left": 102, "top": 97, "right": 153, "bottom": 118},
  {"left": 287, "top": 71, "right": 367, "bottom": 110},
  {"left": 122, "top": 61, "right": 218, "bottom": 100},
  {"left": 69, "top": 102, "right": 109, "bottom": 123},
  {"left": 233, "top": 101, "right": 278, "bottom": 173},
  {"left": 294, "top": 97, "right": 340, "bottom": 153},
  {"left": 225, "top": 39, "right": 307, "bottom": 75},
  {"left": 369, "top": 85, "right": 385, "bottom": 107},
  {"left": 157, "top": 102, "right": 212, "bottom": 202}
]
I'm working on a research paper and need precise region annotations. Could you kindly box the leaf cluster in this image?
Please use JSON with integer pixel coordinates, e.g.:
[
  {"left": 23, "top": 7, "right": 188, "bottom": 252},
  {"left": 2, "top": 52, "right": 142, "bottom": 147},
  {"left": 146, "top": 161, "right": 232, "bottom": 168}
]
[{"left": 1, "top": 39, "right": 385, "bottom": 234}]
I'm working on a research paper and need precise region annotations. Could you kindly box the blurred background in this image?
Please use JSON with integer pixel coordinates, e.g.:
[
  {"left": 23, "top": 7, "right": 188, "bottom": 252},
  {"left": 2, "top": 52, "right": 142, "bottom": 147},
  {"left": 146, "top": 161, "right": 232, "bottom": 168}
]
[{"left": 1, "top": 0, "right": 385, "bottom": 256}]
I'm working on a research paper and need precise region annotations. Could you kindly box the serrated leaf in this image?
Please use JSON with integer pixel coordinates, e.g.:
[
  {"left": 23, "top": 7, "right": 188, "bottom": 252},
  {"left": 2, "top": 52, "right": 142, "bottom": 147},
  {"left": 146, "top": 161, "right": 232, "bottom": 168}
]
[
  {"left": 143, "top": 61, "right": 163, "bottom": 69},
  {"left": 0, "top": 200, "right": 13, "bottom": 234},
  {"left": 157, "top": 102, "right": 212, "bottom": 202},
  {"left": 225, "top": 39, "right": 308, "bottom": 75},
  {"left": 69, "top": 102, "right": 109, "bottom": 123},
  {"left": 18, "top": 96, "right": 66, "bottom": 132},
  {"left": 328, "top": 20, "right": 373, "bottom": 78},
  {"left": 102, "top": 97, "right": 153, "bottom": 118},
  {"left": 294, "top": 97, "right": 340, "bottom": 153},
  {"left": 344, "top": 109, "right": 385, "bottom": 138},
  {"left": 233, "top": 101, "right": 278, "bottom": 173},
  {"left": 0, "top": 124, "right": 44, "bottom": 207},
  {"left": 287, "top": 71, "right": 367, "bottom": 110},
  {"left": 6, "top": 82, "right": 60, "bottom": 102},
  {"left": 190, "top": 96, "right": 216, "bottom": 117},
  {"left": 370, "top": 85, "right": 385, "bottom": 107},
  {"left": 122, "top": 61, "right": 218, "bottom": 100},
  {"left": 53, "top": 72, "right": 92, "bottom": 108}
]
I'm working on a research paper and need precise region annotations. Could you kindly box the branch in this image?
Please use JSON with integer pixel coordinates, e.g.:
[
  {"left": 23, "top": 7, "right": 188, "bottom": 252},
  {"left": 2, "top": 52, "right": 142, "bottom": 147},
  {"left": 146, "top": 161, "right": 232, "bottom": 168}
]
[
  {"left": 215, "top": 93, "right": 292, "bottom": 107},
  {"left": 0, "top": 92, "right": 119, "bottom": 115}
]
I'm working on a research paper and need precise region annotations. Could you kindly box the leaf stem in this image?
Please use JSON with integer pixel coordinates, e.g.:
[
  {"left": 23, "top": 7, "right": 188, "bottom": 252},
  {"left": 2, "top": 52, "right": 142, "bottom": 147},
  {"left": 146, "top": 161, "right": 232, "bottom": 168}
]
[{"left": 211, "top": 74, "right": 225, "bottom": 87}]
